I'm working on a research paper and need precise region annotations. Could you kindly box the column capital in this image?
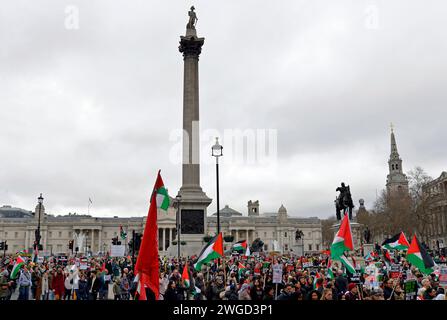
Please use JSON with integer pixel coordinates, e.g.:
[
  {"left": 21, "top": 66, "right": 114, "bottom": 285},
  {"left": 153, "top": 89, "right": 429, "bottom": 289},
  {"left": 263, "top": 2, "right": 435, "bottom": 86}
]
[{"left": 179, "top": 35, "right": 204, "bottom": 58}]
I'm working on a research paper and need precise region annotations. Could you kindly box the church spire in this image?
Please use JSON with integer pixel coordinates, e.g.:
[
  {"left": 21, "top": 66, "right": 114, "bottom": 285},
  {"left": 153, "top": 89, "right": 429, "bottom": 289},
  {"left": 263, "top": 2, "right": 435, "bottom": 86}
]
[
  {"left": 390, "top": 123, "right": 400, "bottom": 160},
  {"left": 386, "top": 125, "right": 409, "bottom": 196}
]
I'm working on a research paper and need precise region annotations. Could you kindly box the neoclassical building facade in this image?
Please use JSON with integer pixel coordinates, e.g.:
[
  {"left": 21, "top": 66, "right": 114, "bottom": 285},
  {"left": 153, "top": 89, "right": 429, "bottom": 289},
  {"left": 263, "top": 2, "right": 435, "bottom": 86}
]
[
  {"left": 0, "top": 199, "right": 322, "bottom": 257},
  {"left": 422, "top": 171, "right": 447, "bottom": 251}
]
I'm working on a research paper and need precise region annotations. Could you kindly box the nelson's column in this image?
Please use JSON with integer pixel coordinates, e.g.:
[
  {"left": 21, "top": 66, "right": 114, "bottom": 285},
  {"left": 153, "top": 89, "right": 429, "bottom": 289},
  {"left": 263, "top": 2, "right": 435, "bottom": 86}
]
[{"left": 176, "top": 7, "right": 212, "bottom": 256}]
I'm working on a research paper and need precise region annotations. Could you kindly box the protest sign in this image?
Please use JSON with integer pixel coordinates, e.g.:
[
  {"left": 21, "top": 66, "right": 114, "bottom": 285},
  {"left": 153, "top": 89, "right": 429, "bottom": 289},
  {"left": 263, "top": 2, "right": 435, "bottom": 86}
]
[
  {"left": 439, "top": 266, "right": 447, "bottom": 287},
  {"left": 404, "top": 279, "right": 417, "bottom": 300},
  {"left": 272, "top": 264, "right": 283, "bottom": 284},
  {"left": 110, "top": 245, "right": 125, "bottom": 257}
]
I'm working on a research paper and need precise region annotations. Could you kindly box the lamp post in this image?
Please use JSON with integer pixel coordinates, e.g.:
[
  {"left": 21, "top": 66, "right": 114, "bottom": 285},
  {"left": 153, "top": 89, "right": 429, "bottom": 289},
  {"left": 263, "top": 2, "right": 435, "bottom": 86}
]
[
  {"left": 175, "top": 195, "right": 182, "bottom": 259},
  {"left": 211, "top": 137, "right": 223, "bottom": 235},
  {"left": 35, "top": 193, "right": 44, "bottom": 252}
]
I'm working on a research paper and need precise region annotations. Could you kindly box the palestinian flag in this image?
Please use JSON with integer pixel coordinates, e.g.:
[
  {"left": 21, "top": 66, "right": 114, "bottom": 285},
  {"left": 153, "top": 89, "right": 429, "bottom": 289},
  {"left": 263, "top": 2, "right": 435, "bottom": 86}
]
[
  {"left": 120, "top": 226, "right": 127, "bottom": 240},
  {"left": 406, "top": 234, "right": 435, "bottom": 275},
  {"left": 11, "top": 256, "right": 25, "bottom": 279},
  {"left": 182, "top": 263, "right": 190, "bottom": 288},
  {"left": 313, "top": 272, "right": 322, "bottom": 289},
  {"left": 331, "top": 213, "right": 354, "bottom": 259},
  {"left": 155, "top": 182, "right": 170, "bottom": 211},
  {"left": 233, "top": 240, "right": 247, "bottom": 252},
  {"left": 194, "top": 233, "right": 224, "bottom": 271},
  {"left": 382, "top": 232, "right": 410, "bottom": 251},
  {"left": 238, "top": 262, "right": 246, "bottom": 278},
  {"left": 383, "top": 249, "right": 392, "bottom": 263},
  {"left": 339, "top": 254, "right": 356, "bottom": 274}
]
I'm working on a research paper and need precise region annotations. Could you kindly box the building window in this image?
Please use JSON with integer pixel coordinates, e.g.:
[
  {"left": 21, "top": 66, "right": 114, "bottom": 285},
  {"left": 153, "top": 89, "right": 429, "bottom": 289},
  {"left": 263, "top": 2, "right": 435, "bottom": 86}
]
[
  {"left": 4, "top": 232, "right": 7, "bottom": 237},
  {"left": 308, "top": 232, "right": 311, "bottom": 237},
  {"left": 104, "top": 232, "right": 108, "bottom": 238},
  {"left": 284, "top": 244, "right": 288, "bottom": 251},
  {"left": 68, "top": 232, "right": 72, "bottom": 238},
  {"left": 58, "top": 232, "right": 62, "bottom": 237},
  {"left": 284, "top": 232, "right": 287, "bottom": 237},
  {"left": 49, "top": 232, "right": 53, "bottom": 238},
  {"left": 273, "top": 232, "right": 276, "bottom": 237},
  {"left": 316, "top": 244, "right": 320, "bottom": 251},
  {"left": 114, "top": 232, "right": 117, "bottom": 236},
  {"left": 14, "top": 232, "right": 18, "bottom": 238},
  {"left": 308, "top": 244, "right": 312, "bottom": 251},
  {"left": 264, "top": 232, "right": 267, "bottom": 237}
]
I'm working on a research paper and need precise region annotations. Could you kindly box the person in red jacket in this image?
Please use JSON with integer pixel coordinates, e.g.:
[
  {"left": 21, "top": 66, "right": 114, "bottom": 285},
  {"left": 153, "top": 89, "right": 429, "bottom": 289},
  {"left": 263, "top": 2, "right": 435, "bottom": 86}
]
[{"left": 51, "top": 267, "right": 65, "bottom": 300}]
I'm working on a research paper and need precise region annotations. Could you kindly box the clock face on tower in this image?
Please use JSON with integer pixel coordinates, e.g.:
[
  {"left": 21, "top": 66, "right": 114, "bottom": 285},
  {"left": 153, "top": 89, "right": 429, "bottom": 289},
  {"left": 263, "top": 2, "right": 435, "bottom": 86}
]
[{"left": 181, "top": 209, "right": 204, "bottom": 234}]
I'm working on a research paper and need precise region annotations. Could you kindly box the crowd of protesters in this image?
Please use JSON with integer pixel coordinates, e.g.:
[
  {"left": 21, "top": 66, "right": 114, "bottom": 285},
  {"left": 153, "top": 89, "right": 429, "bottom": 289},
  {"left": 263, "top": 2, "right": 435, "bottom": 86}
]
[
  {"left": 1, "top": 248, "right": 445, "bottom": 301},
  {"left": 0, "top": 256, "right": 135, "bottom": 300}
]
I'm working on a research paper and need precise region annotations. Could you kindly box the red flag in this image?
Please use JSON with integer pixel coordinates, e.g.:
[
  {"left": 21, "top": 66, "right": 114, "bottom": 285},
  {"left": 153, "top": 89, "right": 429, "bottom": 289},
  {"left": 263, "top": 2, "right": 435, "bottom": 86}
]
[{"left": 134, "top": 170, "right": 164, "bottom": 300}]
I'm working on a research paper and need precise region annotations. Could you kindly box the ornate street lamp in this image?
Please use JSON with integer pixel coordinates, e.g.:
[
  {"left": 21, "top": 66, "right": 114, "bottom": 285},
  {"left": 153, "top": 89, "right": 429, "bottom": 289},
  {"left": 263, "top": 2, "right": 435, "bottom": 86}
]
[
  {"left": 35, "top": 193, "right": 44, "bottom": 252},
  {"left": 211, "top": 137, "right": 223, "bottom": 235}
]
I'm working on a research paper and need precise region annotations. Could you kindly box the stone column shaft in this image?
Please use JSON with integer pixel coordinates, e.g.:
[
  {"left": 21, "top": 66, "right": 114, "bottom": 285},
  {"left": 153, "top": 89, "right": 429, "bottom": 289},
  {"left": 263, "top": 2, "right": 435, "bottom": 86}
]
[
  {"left": 179, "top": 34, "right": 204, "bottom": 191},
  {"left": 91, "top": 229, "right": 95, "bottom": 252}
]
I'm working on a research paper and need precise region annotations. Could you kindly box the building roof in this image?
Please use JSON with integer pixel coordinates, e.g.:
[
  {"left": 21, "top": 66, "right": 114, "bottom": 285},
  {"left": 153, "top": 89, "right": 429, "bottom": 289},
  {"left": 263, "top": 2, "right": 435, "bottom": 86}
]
[
  {"left": 0, "top": 205, "right": 34, "bottom": 218},
  {"left": 211, "top": 205, "right": 242, "bottom": 217}
]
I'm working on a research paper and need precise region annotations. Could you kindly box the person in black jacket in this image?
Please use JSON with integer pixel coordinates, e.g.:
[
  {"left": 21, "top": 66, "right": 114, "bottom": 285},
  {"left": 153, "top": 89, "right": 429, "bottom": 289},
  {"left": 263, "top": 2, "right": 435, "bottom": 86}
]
[
  {"left": 78, "top": 273, "right": 89, "bottom": 300},
  {"left": 250, "top": 278, "right": 264, "bottom": 301},
  {"left": 383, "top": 279, "right": 395, "bottom": 300},
  {"left": 224, "top": 283, "right": 239, "bottom": 300},
  {"left": 335, "top": 270, "right": 348, "bottom": 294},
  {"left": 263, "top": 286, "right": 275, "bottom": 300},
  {"left": 164, "top": 280, "right": 179, "bottom": 301}
]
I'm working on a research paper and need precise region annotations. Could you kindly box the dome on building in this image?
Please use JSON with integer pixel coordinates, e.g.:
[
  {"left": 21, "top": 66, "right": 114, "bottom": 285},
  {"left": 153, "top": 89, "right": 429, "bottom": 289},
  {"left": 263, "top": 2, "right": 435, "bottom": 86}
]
[
  {"left": 212, "top": 205, "right": 242, "bottom": 217},
  {"left": 278, "top": 204, "right": 287, "bottom": 214}
]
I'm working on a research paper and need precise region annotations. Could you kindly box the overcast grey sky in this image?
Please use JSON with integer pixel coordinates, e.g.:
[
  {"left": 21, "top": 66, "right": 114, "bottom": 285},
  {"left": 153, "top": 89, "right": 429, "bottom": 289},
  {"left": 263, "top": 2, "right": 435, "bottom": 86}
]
[{"left": 0, "top": 0, "right": 446, "bottom": 219}]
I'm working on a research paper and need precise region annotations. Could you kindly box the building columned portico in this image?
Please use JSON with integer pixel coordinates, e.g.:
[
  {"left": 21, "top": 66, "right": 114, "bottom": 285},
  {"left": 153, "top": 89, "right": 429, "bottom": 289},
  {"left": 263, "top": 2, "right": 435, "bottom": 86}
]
[{"left": 0, "top": 199, "right": 322, "bottom": 257}]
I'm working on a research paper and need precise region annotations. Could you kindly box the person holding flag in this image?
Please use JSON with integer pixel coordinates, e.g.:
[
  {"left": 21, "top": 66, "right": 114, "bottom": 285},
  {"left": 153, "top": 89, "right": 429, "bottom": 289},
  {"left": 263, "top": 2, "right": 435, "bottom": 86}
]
[
  {"left": 194, "top": 233, "right": 224, "bottom": 271},
  {"left": 330, "top": 210, "right": 356, "bottom": 274},
  {"left": 134, "top": 170, "right": 170, "bottom": 300}
]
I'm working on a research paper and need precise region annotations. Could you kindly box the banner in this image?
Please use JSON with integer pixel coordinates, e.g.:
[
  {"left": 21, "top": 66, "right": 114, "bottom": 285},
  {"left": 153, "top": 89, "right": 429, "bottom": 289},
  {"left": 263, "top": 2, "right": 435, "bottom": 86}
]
[{"left": 110, "top": 245, "right": 126, "bottom": 257}]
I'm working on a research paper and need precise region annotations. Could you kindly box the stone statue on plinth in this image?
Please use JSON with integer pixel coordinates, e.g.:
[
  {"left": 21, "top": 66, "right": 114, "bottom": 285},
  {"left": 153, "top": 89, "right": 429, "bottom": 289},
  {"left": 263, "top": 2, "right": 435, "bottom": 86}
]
[
  {"left": 187, "top": 6, "right": 198, "bottom": 30},
  {"left": 363, "top": 227, "right": 371, "bottom": 244},
  {"left": 335, "top": 182, "right": 354, "bottom": 220}
]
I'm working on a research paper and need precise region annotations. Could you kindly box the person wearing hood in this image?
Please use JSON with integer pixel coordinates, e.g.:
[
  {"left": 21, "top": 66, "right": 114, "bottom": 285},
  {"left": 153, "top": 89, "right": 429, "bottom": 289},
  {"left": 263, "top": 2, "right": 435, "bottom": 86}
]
[{"left": 238, "top": 282, "right": 251, "bottom": 300}]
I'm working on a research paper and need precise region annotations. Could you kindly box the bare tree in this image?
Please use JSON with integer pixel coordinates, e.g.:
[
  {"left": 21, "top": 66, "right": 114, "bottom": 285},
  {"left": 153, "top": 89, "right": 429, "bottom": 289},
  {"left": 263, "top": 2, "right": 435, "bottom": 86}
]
[{"left": 407, "top": 167, "right": 433, "bottom": 243}]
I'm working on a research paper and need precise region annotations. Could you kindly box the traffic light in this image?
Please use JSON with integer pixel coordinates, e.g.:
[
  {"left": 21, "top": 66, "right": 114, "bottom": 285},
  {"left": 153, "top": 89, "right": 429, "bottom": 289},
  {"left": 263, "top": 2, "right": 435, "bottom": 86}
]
[
  {"left": 69, "top": 240, "right": 74, "bottom": 250},
  {"left": 135, "top": 233, "right": 142, "bottom": 251},
  {"left": 0, "top": 241, "right": 4, "bottom": 250}
]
